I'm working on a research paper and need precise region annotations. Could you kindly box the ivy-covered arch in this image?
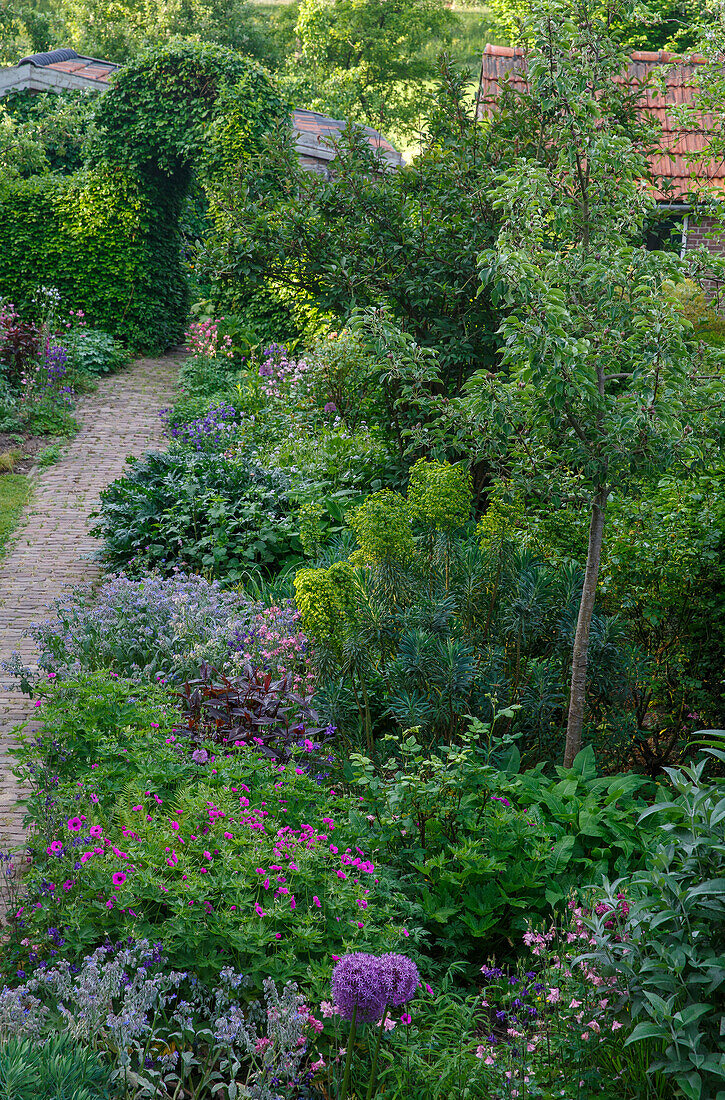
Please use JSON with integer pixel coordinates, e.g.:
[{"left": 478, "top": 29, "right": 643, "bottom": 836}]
[{"left": 0, "top": 42, "right": 286, "bottom": 350}]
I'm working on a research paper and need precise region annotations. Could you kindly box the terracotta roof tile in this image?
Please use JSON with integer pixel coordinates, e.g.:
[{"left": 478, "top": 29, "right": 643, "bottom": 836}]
[
  {"left": 478, "top": 44, "right": 723, "bottom": 198},
  {"left": 292, "top": 108, "right": 398, "bottom": 156}
]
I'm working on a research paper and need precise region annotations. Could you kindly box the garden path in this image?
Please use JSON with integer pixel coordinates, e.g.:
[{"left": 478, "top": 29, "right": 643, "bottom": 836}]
[{"left": 0, "top": 353, "right": 181, "bottom": 916}]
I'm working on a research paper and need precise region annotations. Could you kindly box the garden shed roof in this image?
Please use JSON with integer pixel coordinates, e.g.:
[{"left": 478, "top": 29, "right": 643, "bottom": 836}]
[
  {"left": 0, "top": 51, "right": 403, "bottom": 169},
  {"left": 1, "top": 48, "right": 120, "bottom": 93},
  {"left": 477, "top": 43, "right": 724, "bottom": 199}
]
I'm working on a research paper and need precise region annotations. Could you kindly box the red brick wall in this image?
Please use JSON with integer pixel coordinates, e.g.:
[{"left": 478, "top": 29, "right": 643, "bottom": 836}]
[{"left": 684, "top": 215, "right": 725, "bottom": 257}]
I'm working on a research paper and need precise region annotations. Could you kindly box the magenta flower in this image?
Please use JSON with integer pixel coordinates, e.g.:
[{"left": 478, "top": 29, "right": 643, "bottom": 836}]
[
  {"left": 89, "top": 825, "right": 103, "bottom": 839},
  {"left": 67, "top": 817, "right": 82, "bottom": 832},
  {"left": 112, "top": 872, "right": 127, "bottom": 887},
  {"left": 49, "top": 841, "right": 63, "bottom": 853}
]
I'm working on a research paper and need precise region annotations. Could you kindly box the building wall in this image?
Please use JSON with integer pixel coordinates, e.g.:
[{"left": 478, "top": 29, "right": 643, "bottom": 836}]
[{"left": 685, "top": 215, "right": 725, "bottom": 257}]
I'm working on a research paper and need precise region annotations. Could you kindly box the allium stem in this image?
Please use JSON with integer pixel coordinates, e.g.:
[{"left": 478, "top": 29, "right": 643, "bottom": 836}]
[
  {"left": 365, "top": 1006, "right": 387, "bottom": 1100},
  {"left": 340, "top": 1005, "right": 358, "bottom": 1100}
]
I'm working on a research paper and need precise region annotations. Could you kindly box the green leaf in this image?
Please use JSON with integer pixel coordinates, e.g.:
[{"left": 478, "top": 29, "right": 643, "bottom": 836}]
[
  {"left": 570, "top": 745, "right": 597, "bottom": 780},
  {"left": 546, "top": 835, "right": 575, "bottom": 874},
  {"left": 625, "top": 1021, "right": 667, "bottom": 1045}
]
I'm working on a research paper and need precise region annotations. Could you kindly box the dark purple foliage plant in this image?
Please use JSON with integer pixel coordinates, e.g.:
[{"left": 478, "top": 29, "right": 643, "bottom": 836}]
[{"left": 178, "top": 659, "right": 335, "bottom": 768}]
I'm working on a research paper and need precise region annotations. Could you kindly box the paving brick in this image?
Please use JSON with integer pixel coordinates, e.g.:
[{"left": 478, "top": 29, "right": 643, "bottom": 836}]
[{"left": 0, "top": 353, "right": 180, "bottom": 922}]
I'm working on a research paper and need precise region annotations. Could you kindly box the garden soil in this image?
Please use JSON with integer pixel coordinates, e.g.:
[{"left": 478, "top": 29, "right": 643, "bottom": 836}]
[{"left": 0, "top": 352, "right": 182, "bottom": 921}]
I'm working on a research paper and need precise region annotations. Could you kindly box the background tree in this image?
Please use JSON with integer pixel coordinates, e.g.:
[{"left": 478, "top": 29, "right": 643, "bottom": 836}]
[
  {"left": 277, "top": 0, "right": 457, "bottom": 141},
  {"left": 0, "top": 0, "right": 52, "bottom": 64},
  {"left": 201, "top": 57, "right": 502, "bottom": 391},
  {"left": 50, "top": 0, "right": 273, "bottom": 62},
  {"left": 456, "top": 0, "right": 721, "bottom": 767},
  {"left": 488, "top": 0, "right": 715, "bottom": 53}
]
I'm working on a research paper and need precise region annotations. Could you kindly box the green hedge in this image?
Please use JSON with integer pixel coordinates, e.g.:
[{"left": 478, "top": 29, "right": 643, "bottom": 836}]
[{"left": 0, "top": 167, "right": 187, "bottom": 352}]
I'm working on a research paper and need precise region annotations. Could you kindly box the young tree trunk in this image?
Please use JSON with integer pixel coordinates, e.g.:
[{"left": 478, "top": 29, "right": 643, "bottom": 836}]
[{"left": 563, "top": 489, "right": 608, "bottom": 768}]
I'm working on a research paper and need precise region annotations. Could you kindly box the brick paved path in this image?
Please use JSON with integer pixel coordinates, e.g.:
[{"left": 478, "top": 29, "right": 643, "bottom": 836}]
[{"left": 0, "top": 354, "right": 180, "bottom": 914}]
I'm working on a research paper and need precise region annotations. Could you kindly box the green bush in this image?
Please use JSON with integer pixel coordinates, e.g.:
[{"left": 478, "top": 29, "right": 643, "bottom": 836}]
[
  {"left": 63, "top": 328, "right": 129, "bottom": 375},
  {"left": 90, "top": 449, "right": 303, "bottom": 579},
  {"left": 0, "top": 170, "right": 186, "bottom": 352},
  {"left": 586, "top": 734, "right": 725, "bottom": 1100},
  {"left": 0, "top": 1034, "right": 114, "bottom": 1100},
  {"left": 348, "top": 735, "right": 654, "bottom": 966}
]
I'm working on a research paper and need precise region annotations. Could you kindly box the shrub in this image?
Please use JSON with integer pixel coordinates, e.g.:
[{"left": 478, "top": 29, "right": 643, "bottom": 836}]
[
  {"left": 583, "top": 738, "right": 725, "bottom": 1100},
  {"left": 62, "top": 328, "right": 128, "bottom": 375},
  {"left": 306, "top": 523, "right": 633, "bottom": 758},
  {"left": 199, "top": 60, "right": 501, "bottom": 394},
  {"left": 347, "top": 736, "right": 654, "bottom": 966},
  {"left": 91, "top": 450, "right": 302, "bottom": 579}
]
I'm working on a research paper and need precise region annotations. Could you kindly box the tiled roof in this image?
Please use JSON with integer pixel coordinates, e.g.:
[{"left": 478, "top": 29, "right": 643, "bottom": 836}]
[
  {"left": 478, "top": 43, "right": 723, "bottom": 199},
  {"left": 292, "top": 108, "right": 398, "bottom": 156},
  {"left": 17, "top": 48, "right": 119, "bottom": 84}
]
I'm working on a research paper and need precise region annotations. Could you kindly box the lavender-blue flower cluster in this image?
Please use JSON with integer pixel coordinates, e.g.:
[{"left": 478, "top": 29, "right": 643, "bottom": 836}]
[
  {"left": 162, "top": 402, "right": 239, "bottom": 453},
  {"left": 28, "top": 572, "right": 253, "bottom": 682}
]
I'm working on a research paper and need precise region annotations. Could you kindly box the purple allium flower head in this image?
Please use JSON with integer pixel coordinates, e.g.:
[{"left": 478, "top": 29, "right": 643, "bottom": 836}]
[
  {"left": 192, "top": 748, "right": 209, "bottom": 765},
  {"left": 331, "top": 953, "right": 386, "bottom": 1023},
  {"left": 323, "top": 401, "right": 337, "bottom": 414},
  {"left": 378, "top": 954, "right": 419, "bottom": 1007}
]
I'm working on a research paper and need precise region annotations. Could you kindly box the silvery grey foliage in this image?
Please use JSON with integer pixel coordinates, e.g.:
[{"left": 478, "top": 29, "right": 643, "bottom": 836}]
[
  {"left": 1, "top": 941, "right": 312, "bottom": 1100},
  {"left": 0, "top": 940, "right": 184, "bottom": 1062},
  {"left": 26, "top": 572, "right": 254, "bottom": 682}
]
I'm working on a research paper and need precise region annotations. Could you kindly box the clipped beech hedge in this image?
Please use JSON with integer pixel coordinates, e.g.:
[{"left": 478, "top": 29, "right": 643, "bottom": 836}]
[{"left": 0, "top": 168, "right": 187, "bottom": 352}]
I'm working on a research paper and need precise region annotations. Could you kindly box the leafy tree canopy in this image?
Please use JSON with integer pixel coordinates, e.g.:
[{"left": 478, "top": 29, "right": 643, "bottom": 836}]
[
  {"left": 0, "top": 0, "right": 52, "bottom": 65},
  {"left": 489, "top": 0, "right": 715, "bottom": 53},
  {"left": 49, "top": 0, "right": 273, "bottom": 63},
  {"left": 278, "top": 0, "right": 457, "bottom": 141}
]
